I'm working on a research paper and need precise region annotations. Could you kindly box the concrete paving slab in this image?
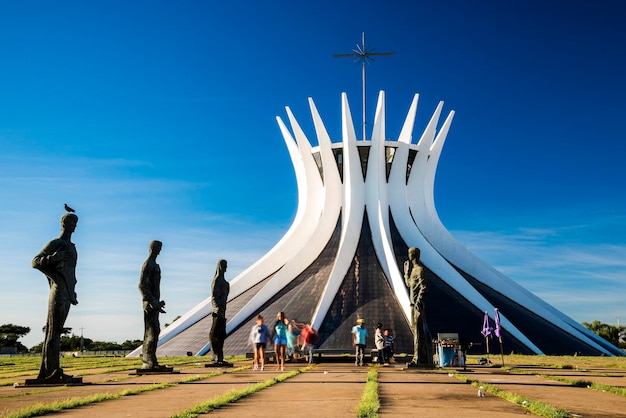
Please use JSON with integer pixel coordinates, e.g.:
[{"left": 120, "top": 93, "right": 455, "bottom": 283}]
[
  {"left": 378, "top": 366, "right": 528, "bottom": 417},
  {"left": 205, "top": 364, "right": 367, "bottom": 418},
  {"left": 472, "top": 366, "right": 626, "bottom": 417}
]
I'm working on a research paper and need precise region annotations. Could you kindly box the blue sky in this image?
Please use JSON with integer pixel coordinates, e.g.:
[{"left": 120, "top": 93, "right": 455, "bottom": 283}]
[{"left": 1, "top": 1, "right": 625, "bottom": 348}]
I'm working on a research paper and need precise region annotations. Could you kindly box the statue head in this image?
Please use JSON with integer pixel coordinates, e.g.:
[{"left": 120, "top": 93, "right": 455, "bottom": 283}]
[
  {"left": 408, "top": 247, "right": 421, "bottom": 262},
  {"left": 214, "top": 259, "right": 228, "bottom": 279},
  {"left": 60, "top": 213, "right": 78, "bottom": 232},
  {"left": 149, "top": 240, "right": 163, "bottom": 257}
]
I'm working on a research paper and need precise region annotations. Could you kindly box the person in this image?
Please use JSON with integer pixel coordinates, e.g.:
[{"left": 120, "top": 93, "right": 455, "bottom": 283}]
[
  {"left": 375, "top": 322, "right": 386, "bottom": 365},
  {"left": 138, "top": 240, "right": 166, "bottom": 369},
  {"left": 210, "top": 259, "right": 230, "bottom": 364},
  {"left": 273, "top": 311, "right": 288, "bottom": 371},
  {"left": 287, "top": 319, "right": 301, "bottom": 360},
  {"left": 300, "top": 322, "right": 317, "bottom": 364},
  {"left": 249, "top": 315, "right": 271, "bottom": 371},
  {"left": 351, "top": 318, "right": 368, "bottom": 366},
  {"left": 32, "top": 212, "right": 79, "bottom": 382},
  {"left": 384, "top": 329, "right": 395, "bottom": 364},
  {"left": 404, "top": 247, "right": 429, "bottom": 364}
]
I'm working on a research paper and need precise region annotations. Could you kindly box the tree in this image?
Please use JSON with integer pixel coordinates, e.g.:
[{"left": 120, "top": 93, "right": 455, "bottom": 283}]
[
  {"left": 121, "top": 339, "right": 143, "bottom": 350},
  {"left": 90, "top": 341, "right": 122, "bottom": 351},
  {"left": 29, "top": 341, "right": 44, "bottom": 354},
  {"left": 582, "top": 320, "right": 626, "bottom": 348},
  {"left": 59, "top": 334, "right": 92, "bottom": 351},
  {"left": 31, "top": 336, "right": 143, "bottom": 353},
  {"left": 31, "top": 327, "right": 77, "bottom": 353},
  {"left": 0, "top": 323, "right": 31, "bottom": 353}
]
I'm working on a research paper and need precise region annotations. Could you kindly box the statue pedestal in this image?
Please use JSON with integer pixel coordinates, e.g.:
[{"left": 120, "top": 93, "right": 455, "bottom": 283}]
[
  {"left": 205, "top": 361, "right": 233, "bottom": 368},
  {"left": 132, "top": 367, "right": 178, "bottom": 375},
  {"left": 406, "top": 362, "right": 436, "bottom": 369},
  {"left": 23, "top": 376, "right": 83, "bottom": 386}
]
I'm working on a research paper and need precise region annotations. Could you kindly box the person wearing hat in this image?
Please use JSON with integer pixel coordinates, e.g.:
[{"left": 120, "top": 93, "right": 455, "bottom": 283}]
[{"left": 351, "top": 318, "right": 368, "bottom": 366}]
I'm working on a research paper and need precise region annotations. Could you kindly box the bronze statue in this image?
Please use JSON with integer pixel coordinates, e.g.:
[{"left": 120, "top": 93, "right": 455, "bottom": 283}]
[
  {"left": 139, "top": 240, "right": 166, "bottom": 369},
  {"left": 404, "top": 247, "right": 429, "bottom": 364},
  {"left": 31, "top": 212, "right": 79, "bottom": 383},
  {"left": 209, "top": 259, "right": 229, "bottom": 364}
]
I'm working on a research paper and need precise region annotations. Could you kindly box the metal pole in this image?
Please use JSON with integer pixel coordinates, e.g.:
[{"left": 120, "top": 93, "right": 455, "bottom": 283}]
[
  {"left": 333, "top": 33, "right": 395, "bottom": 142},
  {"left": 362, "top": 33, "right": 367, "bottom": 140}
]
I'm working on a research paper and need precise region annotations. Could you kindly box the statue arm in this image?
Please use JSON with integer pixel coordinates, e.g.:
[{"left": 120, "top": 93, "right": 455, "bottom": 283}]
[
  {"left": 403, "top": 260, "right": 410, "bottom": 286},
  {"left": 32, "top": 241, "right": 65, "bottom": 271},
  {"left": 139, "top": 262, "right": 161, "bottom": 310},
  {"left": 211, "top": 279, "right": 229, "bottom": 315},
  {"left": 416, "top": 277, "right": 427, "bottom": 306},
  {"left": 32, "top": 246, "right": 52, "bottom": 270},
  {"left": 33, "top": 241, "right": 78, "bottom": 305}
]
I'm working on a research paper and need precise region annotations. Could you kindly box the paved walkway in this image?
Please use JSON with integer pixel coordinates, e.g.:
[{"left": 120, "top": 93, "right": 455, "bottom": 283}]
[
  {"left": 378, "top": 366, "right": 527, "bottom": 417},
  {"left": 55, "top": 367, "right": 264, "bottom": 418},
  {"left": 474, "top": 366, "right": 626, "bottom": 417},
  {"left": 208, "top": 366, "right": 367, "bottom": 417},
  {"left": 4, "top": 360, "right": 626, "bottom": 417}
]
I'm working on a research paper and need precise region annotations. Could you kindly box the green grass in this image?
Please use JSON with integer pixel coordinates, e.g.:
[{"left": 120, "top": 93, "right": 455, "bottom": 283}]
[
  {"left": 466, "top": 354, "right": 626, "bottom": 371},
  {"left": 506, "top": 366, "right": 626, "bottom": 397},
  {"left": 588, "top": 381, "right": 626, "bottom": 397},
  {"left": 356, "top": 365, "right": 379, "bottom": 418},
  {"left": 0, "top": 355, "right": 246, "bottom": 386},
  {"left": 171, "top": 365, "right": 314, "bottom": 418}
]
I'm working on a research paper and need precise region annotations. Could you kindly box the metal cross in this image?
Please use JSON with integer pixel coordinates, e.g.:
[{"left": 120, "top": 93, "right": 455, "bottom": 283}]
[{"left": 334, "top": 32, "right": 395, "bottom": 140}]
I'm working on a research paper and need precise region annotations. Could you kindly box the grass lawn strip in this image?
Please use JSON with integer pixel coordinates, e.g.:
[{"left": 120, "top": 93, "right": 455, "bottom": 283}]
[
  {"left": 171, "top": 365, "right": 315, "bottom": 418},
  {"left": 448, "top": 371, "right": 570, "bottom": 418},
  {"left": 3, "top": 366, "right": 250, "bottom": 418},
  {"left": 356, "top": 364, "right": 379, "bottom": 418},
  {"left": 0, "top": 356, "right": 246, "bottom": 386},
  {"left": 471, "top": 354, "right": 626, "bottom": 371},
  {"left": 2, "top": 367, "right": 167, "bottom": 396},
  {"left": 506, "top": 366, "right": 626, "bottom": 398}
]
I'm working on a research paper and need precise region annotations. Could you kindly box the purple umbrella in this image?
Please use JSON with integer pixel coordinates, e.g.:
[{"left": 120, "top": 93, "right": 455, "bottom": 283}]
[
  {"left": 494, "top": 308, "right": 504, "bottom": 365},
  {"left": 494, "top": 308, "right": 502, "bottom": 338},
  {"left": 481, "top": 311, "right": 493, "bottom": 337}
]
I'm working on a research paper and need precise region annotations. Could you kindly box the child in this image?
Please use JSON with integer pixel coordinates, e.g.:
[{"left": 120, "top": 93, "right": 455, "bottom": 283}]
[
  {"left": 375, "top": 323, "right": 386, "bottom": 364},
  {"left": 287, "top": 319, "right": 301, "bottom": 360},
  {"left": 250, "top": 315, "right": 271, "bottom": 371},
  {"left": 384, "top": 329, "right": 395, "bottom": 364},
  {"left": 300, "top": 322, "right": 317, "bottom": 364}
]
